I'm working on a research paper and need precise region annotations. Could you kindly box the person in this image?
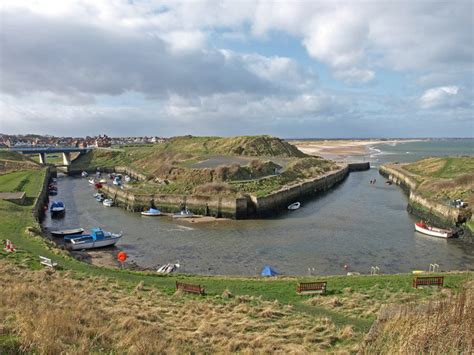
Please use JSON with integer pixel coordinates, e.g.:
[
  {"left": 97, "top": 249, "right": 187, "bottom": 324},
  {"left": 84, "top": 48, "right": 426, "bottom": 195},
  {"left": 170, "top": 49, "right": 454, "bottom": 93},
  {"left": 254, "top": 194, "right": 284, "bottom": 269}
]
[{"left": 205, "top": 203, "right": 210, "bottom": 216}]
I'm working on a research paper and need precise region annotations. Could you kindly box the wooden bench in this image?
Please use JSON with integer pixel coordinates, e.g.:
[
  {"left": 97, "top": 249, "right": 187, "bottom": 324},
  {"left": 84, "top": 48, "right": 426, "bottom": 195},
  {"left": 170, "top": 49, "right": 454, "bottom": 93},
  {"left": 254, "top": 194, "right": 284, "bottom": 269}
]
[
  {"left": 176, "top": 281, "right": 205, "bottom": 295},
  {"left": 412, "top": 276, "right": 444, "bottom": 289},
  {"left": 297, "top": 281, "right": 327, "bottom": 294},
  {"left": 39, "top": 256, "right": 58, "bottom": 268}
]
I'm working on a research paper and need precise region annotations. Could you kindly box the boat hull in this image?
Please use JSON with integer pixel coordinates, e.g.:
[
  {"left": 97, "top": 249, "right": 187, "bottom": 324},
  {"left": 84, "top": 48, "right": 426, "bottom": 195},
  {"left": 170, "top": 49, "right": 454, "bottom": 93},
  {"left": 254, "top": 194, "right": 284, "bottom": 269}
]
[
  {"left": 415, "top": 223, "right": 453, "bottom": 238},
  {"left": 141, "top": 212, "right": 162, "bottom": 216},
  {"left": 51, "top": 228, "right": 84, "bottom": 237},
  {"left": 70, "top": 238, "right": 120, "bottom": 250}
]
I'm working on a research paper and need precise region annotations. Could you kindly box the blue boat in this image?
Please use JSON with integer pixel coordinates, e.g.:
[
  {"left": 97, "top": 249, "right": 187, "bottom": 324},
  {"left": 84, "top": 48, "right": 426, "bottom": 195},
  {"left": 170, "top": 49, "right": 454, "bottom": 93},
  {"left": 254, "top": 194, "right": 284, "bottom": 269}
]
[
  {"left": 50, "top": 201, "right": 65, "bottom": 213},
  {"left": 67, "top": 228, "right": 122, "bottom": 250}
]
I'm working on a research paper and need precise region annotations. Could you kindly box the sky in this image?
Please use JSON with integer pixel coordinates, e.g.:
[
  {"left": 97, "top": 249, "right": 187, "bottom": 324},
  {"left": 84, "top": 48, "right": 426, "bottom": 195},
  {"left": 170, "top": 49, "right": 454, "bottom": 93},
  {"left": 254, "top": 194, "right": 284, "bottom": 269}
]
[{"left": 0, "top": 0, "right": 473, "bottom": 138}]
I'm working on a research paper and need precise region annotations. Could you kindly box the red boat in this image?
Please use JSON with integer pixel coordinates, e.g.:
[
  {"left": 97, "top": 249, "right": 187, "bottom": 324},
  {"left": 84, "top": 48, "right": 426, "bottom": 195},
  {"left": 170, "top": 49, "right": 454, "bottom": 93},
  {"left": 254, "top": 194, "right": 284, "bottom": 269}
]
[
  {"left": 95, "top": 183, "right": 103, "bottom": 189},
  {"left": 415, "top": 221, "right": 453, "bottom": 239}
]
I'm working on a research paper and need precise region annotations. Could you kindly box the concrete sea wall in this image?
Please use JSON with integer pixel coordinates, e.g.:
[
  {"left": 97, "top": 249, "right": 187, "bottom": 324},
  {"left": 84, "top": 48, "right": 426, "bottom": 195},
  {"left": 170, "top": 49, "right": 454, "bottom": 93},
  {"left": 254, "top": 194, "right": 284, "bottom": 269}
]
[
  {"left": 33, "top": 167, "right": 52, "bottom": 222},
  {"left": 379, "top": 164, "right": 473, "bottom": 242},
  {"left": 100, "top": 162, "right": 370, "bottom": 219},
  {"left": 250, "top": 165, "right": 350, "bottom": 217}
]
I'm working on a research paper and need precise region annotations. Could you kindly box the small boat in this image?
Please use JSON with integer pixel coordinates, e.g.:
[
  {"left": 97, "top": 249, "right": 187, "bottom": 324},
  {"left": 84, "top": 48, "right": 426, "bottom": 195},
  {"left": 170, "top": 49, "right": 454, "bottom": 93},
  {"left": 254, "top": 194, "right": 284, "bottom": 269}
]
[
  {"left": 103, "top": 199, "right": 114, "bottom": 207},
  {"left": 157, "top": 262, "right": 180, "bottom": 274},
  {"left": 95, "top": 183, "right": 103, "bottom": 189},
  {"left": 172, "top": 209, "right": 194, "bottom": 218},
  {"left": 385, "top": 180, "right": 393, "bottom": 185},
  {"left": 288, "top": 202, "right": 301, "bottom": 210},
  {"left": 124, "top": 175, "right": 131, "bottom": 183},
  {"left": 50, "top": 201, "right": 65, "bottom": 213},
  {"left": 96, "top": 194, "right": 105, "bottom": 202},
  {"left": 81, "top": 171, "right": 88, "bottom": 178},
  {"left": 68, "top": 228, "right": 122, "bottom": 250},
  {"left": 48, "top": 189, "right": 58, "bottom": 196},
  {"left": 99, "top": 178, "right": 107, "bottom": 184},
  {"left": 141, "top": 208, "right": 162, "bottom": 216},
  {"left": 113, "top": 178, "right": 121, "bottom": 186},
  {"left": 88, "top": 178, "right": 95, "bottom": 184},
  {"left": 51, "top": 228, "right": 84, "bottom": 237},
  {"left": 415, "top": 221, "right": 453, "bottom": 239}
]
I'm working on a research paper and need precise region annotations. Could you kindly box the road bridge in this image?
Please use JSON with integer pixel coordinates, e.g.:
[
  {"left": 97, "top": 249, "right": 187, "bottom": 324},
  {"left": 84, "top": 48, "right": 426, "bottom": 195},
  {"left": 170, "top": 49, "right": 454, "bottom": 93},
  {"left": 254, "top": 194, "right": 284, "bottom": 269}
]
[{"left": 9, "top": 147, "right": 92, "bottom": 166}]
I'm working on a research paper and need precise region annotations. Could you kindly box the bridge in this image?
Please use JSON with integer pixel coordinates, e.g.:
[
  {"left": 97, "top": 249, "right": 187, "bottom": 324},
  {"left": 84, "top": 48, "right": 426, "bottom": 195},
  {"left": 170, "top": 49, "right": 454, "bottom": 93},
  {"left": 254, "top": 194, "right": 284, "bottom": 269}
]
[{"left": 9, "top": 147, "right": 92, "bottom": 166}]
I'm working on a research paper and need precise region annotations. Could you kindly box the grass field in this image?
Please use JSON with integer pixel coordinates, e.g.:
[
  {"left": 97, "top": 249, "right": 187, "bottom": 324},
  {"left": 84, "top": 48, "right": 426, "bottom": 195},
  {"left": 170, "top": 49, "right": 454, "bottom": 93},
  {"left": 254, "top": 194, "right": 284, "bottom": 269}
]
[{"left": 1, "top": 167, "right": 472, "bottom": 352}]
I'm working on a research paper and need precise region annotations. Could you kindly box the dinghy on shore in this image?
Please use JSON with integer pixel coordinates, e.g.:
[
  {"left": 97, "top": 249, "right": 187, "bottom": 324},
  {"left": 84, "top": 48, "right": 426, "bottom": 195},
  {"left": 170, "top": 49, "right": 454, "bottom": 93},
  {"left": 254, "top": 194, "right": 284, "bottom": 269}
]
[
  {"left": 288, "top": 202, "right": 301, "bottom": 210},
  {"left": 415, "top": 221, "right": 453, "bottom": 239},
  {"left": 157, "top": 262, "right": 180, "bottom": 274}
]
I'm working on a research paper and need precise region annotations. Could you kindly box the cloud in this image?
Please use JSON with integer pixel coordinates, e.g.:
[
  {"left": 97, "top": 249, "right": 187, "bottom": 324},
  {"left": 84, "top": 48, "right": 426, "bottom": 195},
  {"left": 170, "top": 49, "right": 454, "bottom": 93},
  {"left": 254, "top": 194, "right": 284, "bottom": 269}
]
[{"left": 420, "top": 86, "right": 459, "bottom": 109}]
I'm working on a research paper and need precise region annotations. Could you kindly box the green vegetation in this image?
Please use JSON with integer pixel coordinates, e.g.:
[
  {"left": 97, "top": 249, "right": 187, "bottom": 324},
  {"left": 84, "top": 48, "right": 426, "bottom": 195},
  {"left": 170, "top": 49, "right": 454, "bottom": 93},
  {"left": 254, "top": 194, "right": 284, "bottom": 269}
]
[
  {"left": 0, "top": 167, "right": 472, "bottom": 352},
  {"left": 0, "top": 150, "right": 39, "bottom": 173},
  {"left": 72, "top": 136, "right": 339, "bottom": 197},
  {"left": 400, "top": 156, "right": 474, "bottom": 206}
]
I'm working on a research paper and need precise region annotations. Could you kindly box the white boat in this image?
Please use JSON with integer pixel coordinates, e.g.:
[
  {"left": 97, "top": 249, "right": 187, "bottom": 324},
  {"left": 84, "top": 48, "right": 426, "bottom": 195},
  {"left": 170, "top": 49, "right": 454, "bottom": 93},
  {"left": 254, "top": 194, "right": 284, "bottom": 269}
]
[
  {"left": 103, "top": 199, "right": 114, "bottom": 207},
  {"left": 288, "top": 202, "right": 301, "bottom": 210},
  {"left": 99, "top": 178, "right": 107, "bottom": 184},
  {"left": 172, "top": 209, "right": 194, "bottom": 218},
  {"left": 51, "top": 228, "right": 84, "bottom": 237},
  {"left": 88, "top": 178, "right": 95, "bottom": 184},
  {"left": 81, "top": 171, "right": 88, "bottom": 178},
  {"left": 157, "top": 262, "right": 180, "bottom": 274},
  {"left": 124, "top": 175, "right": 131, "bottom": 183},
  {"left": 69, "top": 228, "right": 122, "bottom": 250},
  {"left": 141, "top": 208, "right": 162, "bottom": 216},
  {"left": 95, "top": 194, "right": 105, "bottom": 202},
  {"left": 415, "top": 221, "right": 453, "bottom": 238}
]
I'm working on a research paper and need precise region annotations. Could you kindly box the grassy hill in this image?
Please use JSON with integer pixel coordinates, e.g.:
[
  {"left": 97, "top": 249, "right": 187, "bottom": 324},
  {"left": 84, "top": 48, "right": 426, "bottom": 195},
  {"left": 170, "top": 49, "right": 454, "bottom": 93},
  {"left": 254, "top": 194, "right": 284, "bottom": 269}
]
[{"left": 71, "top": 136, "right": 338, "bottom": 197}]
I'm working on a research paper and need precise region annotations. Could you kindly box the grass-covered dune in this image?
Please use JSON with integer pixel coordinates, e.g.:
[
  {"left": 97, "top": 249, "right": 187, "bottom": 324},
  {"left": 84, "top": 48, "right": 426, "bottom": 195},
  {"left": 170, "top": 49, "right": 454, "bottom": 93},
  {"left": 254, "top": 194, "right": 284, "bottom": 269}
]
[
  {"left": 0, "top": 167, "right": 473, "bottom": 352},
  {"left": 0, "top": 150, "right": 39, "bottom": 173},
  {"left": 72, "top": 136, "right": 339, "bottom": 196}
]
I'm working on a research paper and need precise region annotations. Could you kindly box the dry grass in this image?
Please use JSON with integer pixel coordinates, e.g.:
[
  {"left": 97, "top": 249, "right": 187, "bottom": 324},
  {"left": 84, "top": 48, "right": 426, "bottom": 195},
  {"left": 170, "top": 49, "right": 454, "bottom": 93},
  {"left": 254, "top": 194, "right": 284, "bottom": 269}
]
[
  {"left": 0, "top": 261, "right": 357, "bottom": 353},
  {"left": 306, "top": 285, "right": 453, "bottom": 319},
  {"left": 360, "top": 282, "right": 473, "bottom": 354}
]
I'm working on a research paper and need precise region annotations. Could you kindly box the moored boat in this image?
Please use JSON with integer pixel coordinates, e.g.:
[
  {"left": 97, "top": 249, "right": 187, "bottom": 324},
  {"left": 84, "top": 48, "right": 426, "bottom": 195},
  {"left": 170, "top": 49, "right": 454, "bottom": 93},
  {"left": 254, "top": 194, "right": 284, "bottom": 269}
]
[
  {"left": 172, "top": 209, "right": 194, "bottom": 218},
  {"left": 103, "top": 199, "right": 114, "bottom": 207},
  {"left": 50, "top": 201, "right": 65, "bottom": 213},
  {"left": 68, "top": 228, "right": 122, "bottom": 250},
  {"left": 141, "top": 208, "right": 162, "bottom": 216},
  {"left": 414, "top": 221, "right": 453, "bottom": 238},
  {"left": 288, "top": 202, "right": 301, "bottom": 210},
  {"left": 88, "top": 178, "right": 95, "bottom": 184},
  {"left": 51, "top": 228, "right": 84, "bottom": 237},
  {"left": 81, "top": 171, "right": 88, "bottom": 177},
  {"left": 124, "top": 175, "right": 131, "bottom": 183}
]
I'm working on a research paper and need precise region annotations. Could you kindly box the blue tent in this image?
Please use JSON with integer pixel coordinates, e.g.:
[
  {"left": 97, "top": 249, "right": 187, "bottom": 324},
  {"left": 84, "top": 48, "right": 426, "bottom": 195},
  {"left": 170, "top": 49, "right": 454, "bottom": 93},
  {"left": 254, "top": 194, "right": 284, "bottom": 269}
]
[{"left": 261, "top": 265, "right": 279, "bottom": 277}]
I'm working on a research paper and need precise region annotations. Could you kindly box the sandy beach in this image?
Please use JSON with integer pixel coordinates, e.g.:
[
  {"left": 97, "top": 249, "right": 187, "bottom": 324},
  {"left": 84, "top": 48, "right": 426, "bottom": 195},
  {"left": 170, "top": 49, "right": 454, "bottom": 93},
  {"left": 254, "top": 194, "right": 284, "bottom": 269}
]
[{"left": 291, "top": 139, "right": 423, "bottom": 160}]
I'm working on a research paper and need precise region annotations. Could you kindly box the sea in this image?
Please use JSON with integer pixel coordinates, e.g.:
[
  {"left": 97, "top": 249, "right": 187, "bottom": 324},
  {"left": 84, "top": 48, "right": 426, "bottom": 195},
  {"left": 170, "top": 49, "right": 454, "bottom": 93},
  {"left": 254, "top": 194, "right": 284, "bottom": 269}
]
[{"left": 44, "top": 139, "right": 474, "bottom": 276}]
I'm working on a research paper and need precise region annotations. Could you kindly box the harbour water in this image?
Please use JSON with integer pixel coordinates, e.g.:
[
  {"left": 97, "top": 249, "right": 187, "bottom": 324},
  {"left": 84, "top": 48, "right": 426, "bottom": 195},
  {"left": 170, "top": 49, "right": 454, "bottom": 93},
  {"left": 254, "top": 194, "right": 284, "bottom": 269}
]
[{"left": 43, "top": 139, "right": 474, "bottom": 276}]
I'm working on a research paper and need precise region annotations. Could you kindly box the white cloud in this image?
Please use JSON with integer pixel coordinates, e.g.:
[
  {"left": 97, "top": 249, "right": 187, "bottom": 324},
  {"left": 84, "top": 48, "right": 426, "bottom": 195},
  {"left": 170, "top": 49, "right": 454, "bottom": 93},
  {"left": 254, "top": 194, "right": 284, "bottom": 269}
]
[
  {"left": 420, "top": 86, "right": 459, "bottom": 109},
  {"left": 160, "top": 30, "right": 206, "bottom": 53}
]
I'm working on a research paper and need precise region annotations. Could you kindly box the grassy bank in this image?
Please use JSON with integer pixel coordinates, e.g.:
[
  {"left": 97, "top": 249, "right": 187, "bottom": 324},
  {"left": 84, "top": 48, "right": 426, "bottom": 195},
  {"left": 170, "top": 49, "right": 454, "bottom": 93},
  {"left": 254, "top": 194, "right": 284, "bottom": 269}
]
[{"left": 1, "top": 167, "right": 472, "bottom": 352}]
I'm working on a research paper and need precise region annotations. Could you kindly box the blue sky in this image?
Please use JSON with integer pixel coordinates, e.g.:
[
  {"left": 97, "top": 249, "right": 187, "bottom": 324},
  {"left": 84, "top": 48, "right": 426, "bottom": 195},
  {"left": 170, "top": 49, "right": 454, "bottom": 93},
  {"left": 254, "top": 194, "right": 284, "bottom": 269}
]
[{"left": 1, "top": 0, "right": 473, "bottom": 138}]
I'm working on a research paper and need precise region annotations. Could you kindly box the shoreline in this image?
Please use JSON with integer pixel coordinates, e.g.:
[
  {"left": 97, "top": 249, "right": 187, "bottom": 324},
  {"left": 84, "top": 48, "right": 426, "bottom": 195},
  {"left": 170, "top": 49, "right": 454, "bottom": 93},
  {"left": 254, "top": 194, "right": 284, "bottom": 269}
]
[{"left": 291, "top": 139, "right": 424, "bottom": 160}]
